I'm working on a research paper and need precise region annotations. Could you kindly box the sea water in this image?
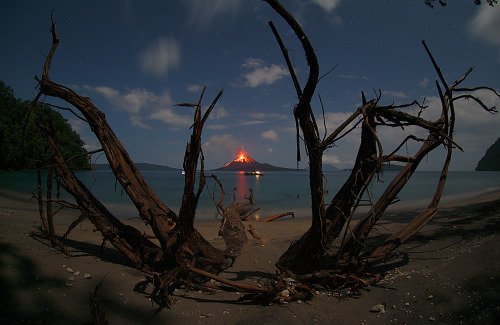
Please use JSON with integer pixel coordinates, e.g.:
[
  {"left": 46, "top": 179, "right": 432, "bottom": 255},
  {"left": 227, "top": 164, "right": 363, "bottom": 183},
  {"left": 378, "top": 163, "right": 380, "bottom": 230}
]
[{"left": 1, "top": 170, "right": 499, "bottom": 220}]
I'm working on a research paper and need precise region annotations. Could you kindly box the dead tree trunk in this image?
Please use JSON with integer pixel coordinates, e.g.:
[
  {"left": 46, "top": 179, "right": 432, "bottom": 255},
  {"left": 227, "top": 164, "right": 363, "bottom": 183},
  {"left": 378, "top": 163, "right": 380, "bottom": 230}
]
[
  {"left": 265, "top": 0, "right": 326, "bottom": 274},
  {"left": 265, "top": 0, "right": 498, "bottom": 277},
  {"left": 32, "top": 16, "right": 252, "bottom": 298}
]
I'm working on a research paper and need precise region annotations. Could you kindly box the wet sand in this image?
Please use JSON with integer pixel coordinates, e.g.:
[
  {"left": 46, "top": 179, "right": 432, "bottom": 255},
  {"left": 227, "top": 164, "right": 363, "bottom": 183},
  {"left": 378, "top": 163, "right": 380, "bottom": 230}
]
[{"left": 1, "top": 188, "right": 499, "bottom": 324}]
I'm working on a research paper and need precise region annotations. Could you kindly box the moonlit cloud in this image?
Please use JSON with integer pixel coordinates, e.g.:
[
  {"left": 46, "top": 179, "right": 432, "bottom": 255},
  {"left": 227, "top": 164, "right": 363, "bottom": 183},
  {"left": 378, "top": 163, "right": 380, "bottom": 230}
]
[
  {"left": 429, "top": 90, "right": 500, "bottom": 147},
  {"left": 183, "top": 0, "right": 244, "bottom": 29},
  {"left": 240, "top": 58, "right": 288, "bottom": 88},
  {"left": 130, "top": 115, "right": 152, "bottom": 130},
  {"left": 85, "top": 85, "right": 192, "bottom": 128},
  {"left": 320, "top": 111, "right": 362, "bottom": 138},
  {"left": 239, "top": 120, "right": 268, "bottom": 126},
  {"left": 187, "top": 84, "right": 204, "bottom": 93},
  {"left": 261, "top": 129, "right": 280, "bottom": 142},
  {"left": 469, "top": 5, "right": 500, "bottom": 60},
  {"left": 382, "top": 90, "right": 408, "bottom": 99},
  {"left": 322, "top": 155, "right": 341, "bottom": 165},
  {"left": 312, "top": 0, "right": 341, "bottom": 13},
  {"left": 377, "top": 89, "right": 500, "bottom": 159},
  {"left": 149, "top": 109, "right": 192, "bottom": 127},
  {"left": 419, "top": 78, "right": 429, "bottom": 88},
  {"left": 139, "top": 37, "right": 180, "bottom": 77},
  {"left": 205, "top": 134, "right": 239, "bottom": 156},
  {"left": 245, "top": 112, "right": 289, "bottom": 120},
  {"left": 209, "top": 106, "right": 229, "bottom": 120},
  {"left": 91, "top": 86, "right": 154, "bottom": 114}
]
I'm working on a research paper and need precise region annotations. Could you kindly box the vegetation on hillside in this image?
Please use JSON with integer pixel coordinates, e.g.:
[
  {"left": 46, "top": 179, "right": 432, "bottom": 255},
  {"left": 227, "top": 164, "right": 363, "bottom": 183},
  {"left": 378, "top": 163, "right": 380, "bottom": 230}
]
[
  {"left": 476, "top": 137, "right": 500, "bottom": 171},
  {"left": 0, "top": 81, "right": 90, "bottom": 170}
]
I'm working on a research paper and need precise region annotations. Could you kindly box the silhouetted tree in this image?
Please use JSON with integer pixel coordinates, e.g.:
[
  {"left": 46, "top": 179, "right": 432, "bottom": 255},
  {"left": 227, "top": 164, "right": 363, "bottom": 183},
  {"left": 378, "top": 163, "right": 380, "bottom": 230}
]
[{"left": 0, "top": 81, "right": 89, "bottom": 170}]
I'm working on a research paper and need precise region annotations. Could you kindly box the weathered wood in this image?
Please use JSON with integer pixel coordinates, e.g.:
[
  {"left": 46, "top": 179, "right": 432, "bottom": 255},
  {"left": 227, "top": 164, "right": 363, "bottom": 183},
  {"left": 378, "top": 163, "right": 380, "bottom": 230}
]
[
  {"left": 248, "top": 224, "right": 266, "bottom": 244},
  {"left": 263, "top": 212, "right": 294, "bottom": 222},
  {"left": 46, "top": 167, "right": 55, "bottom": 237},
  {"left": 32, "top": 16, "right": 238, "bottom": 280},
  {"left": 188, "top": 265, "right": 268, "bottom": 293},
  {"left": 267, "top": 0, "right": 325, "bottom": 274},
  {"left": 266, "top": 0, "right": 498, "bottom": 277},
  {"left": 219, "top": 203, "right": 248, "bottom": 260},
  {"left": 89, "top": 281, "right": 108, "bottom": 325},
  {"left": 36, "top": 169, "right": 49, "bottom": 232}
]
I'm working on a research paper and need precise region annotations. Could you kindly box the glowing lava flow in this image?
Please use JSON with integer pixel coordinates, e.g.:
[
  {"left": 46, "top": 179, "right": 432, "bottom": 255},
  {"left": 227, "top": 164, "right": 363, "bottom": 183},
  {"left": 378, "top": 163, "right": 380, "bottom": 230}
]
[
  {"left": 235, "top": 151, "right": 255, "bottom": 163},
  {"left": 224, "top": 150, "right": 256, "bottom": 166}
]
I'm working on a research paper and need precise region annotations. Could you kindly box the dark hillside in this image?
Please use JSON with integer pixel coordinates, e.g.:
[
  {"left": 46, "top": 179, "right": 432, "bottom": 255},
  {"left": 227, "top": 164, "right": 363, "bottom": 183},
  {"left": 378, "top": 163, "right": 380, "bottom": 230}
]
[{"left": 476, "top": 138, "right": 500, "bottom": 171}]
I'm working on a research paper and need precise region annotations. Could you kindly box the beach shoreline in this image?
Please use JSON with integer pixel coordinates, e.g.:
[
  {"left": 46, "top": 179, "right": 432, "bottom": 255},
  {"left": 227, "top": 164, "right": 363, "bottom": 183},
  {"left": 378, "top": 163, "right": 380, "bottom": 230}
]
[{"left": 1, "top": 188, "right": 499, "bottom": 324}]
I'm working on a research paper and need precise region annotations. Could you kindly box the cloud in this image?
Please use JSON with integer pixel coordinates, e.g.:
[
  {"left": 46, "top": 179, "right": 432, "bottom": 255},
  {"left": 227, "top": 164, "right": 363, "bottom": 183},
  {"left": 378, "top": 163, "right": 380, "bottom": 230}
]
[
  {"left": 419, "top": 78, "right": 429, "bottom": 88},
  {"left": 206, "top": 124, "right": 228, "bottom": 130},
  {"left": 239, "top": 120, "right": 268, "bottom": 126},
  {"left": 378, "top": 89, "right": 500, "bottom": 157},
  {"left": 130, "top": 115, "right": 152, "bottom": 130},
  {"left": 187, "top": 84, "right": 204, "bottom": 93},
  {"left": 182, "top": 0, "right": 244, "bottom": 29},
  {"left": 91, "top": 86, "right": 155, "bottom": 114},
  {"left": 139, "top": 37, "right": 180, "bottom": 77},
  {"left": 322, "top": 154, "right": 342, "bottom": 165},
  {"left": 469, "top": 5, "right": 500, "bottom": 60},
  {"left": 85, "top": 85, "right": 192, "bottom": 128},
  {"left": 67, "top": 117, "right": 86, "bottom": 133},
  {"left": 443, "top": 89, "right": 500, "bottom": 146},
  {"left": 312, "top": 0, "right": 341, "bottom": 13},
  {"left": 382, "top": 90, "right": 408, "bottom": 99},
  {"left": 261, "top": 129, "right": 280, "bottom": 142},
  {"left": 321, "top": 111, "right": 362, "bottom": 137},
  {"left": 313, "top": 88, "right": 499, "bottom": 170},
  {"left": 205, "top": 134, "right": 239, "bottom": 156},
  {"left": 240, "top": 58, "right": 288, "bottom": 88},
  {"left": 244, "top": 112, "right": 289, "bottom": 120},
  {"left": 148, "top": 109, "right": 192, "bottom": 127},
  {"left": 209, "top": 106, "right": 229, "bottom": 120}
]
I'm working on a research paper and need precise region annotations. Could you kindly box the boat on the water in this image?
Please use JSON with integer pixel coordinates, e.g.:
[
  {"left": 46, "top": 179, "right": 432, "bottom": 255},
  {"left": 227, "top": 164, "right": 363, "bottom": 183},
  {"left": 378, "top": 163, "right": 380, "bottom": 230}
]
[{"left": 245, "top": 171, "right": 263, "bottom": 176}]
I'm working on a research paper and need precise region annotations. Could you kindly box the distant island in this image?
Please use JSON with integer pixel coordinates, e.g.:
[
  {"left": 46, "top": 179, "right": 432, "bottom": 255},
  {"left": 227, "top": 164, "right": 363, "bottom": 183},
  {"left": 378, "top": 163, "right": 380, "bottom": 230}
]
[
  {"left": 322, "top": 164, "right": 341, "bottom": 172},
  {"left": 476, "top": 138, "right": 500, "bottom": 171},
  {"left": 93, "top": 163, "right": 180, "bottom": 172}
]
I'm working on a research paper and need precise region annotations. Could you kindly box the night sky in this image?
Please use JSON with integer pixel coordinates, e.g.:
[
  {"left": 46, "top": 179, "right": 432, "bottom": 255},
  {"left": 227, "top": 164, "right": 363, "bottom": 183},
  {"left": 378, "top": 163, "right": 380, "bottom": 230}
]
[{"left": 1, "top": 1, "right": 499, "bottom": 170}]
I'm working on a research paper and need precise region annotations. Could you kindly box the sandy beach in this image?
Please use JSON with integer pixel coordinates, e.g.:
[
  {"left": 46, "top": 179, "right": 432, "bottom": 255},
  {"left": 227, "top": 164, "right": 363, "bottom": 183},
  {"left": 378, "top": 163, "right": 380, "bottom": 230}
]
[{"left": 1, "top": 188, "right": 499, "bottom": 324}]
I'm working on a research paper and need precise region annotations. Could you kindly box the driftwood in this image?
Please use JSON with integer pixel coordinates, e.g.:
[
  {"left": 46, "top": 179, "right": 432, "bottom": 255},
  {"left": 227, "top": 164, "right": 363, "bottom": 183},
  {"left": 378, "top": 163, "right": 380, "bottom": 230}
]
[
  {"left": 263, "top": 212, "right": 295, "bottom": 222},
  {"left": 248, "top": 224, "right": 266, "bottom": 244},
  {"left": 88, "top": 281, "right": 108, "bottom": 325},
  {"left": 244, "top": 188, "right": 256, "bottom": 205},
  {"left": 31, "top": 14, "right": 254, "bottom": 301},
  {"left": 30, "top": 168, "right": 72, "bottom": 256},
  {"left": 266, "top": 0, "right": 498, "bottom": 276}
]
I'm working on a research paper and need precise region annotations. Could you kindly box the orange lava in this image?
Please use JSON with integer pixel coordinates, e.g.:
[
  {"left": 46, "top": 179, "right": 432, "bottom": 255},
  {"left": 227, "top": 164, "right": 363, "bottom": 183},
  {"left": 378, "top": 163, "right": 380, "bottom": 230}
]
[{"left": 224, "top": 150, "right": 255, "bottom": 166}]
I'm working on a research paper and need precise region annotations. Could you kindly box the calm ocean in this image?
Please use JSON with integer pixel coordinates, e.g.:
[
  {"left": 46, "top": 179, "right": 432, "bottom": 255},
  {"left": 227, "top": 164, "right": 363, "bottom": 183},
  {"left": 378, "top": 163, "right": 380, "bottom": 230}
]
[{"left": 1, "top": 170, "right": 499, "bottom": 220}]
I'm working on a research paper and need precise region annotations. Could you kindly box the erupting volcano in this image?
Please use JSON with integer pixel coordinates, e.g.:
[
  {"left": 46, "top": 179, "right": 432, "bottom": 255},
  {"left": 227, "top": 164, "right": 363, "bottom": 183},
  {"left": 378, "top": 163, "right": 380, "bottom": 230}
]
[
  {"left": 229, "top": 150, "right": 255, "bottom": 165},
  {"left": 214, "top": 149, "right": 299, "bottom": 172}
]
